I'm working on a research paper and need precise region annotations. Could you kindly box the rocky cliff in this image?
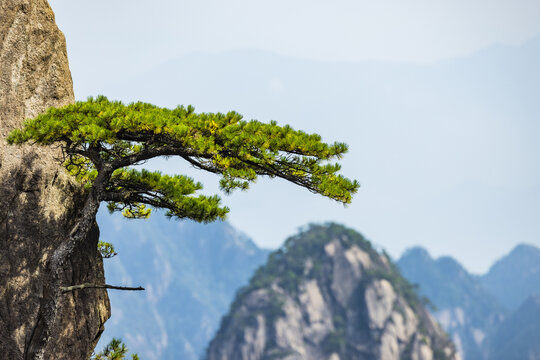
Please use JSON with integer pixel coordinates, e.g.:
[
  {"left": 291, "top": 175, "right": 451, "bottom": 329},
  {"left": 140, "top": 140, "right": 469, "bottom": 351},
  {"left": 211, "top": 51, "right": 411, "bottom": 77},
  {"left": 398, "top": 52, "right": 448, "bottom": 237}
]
[
  {"left": 0, "top": 1, "right": 110, "bottom": 359},
  {"left": 206, "top": 224, "right": 458, "bottom": 360}
]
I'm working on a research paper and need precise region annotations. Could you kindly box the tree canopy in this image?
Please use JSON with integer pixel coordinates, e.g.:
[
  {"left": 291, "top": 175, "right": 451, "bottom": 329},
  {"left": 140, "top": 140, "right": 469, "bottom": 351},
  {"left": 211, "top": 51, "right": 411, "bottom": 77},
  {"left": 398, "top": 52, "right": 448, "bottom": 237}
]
[{"left": 8, "top": 96, "right": 358, "bottom": 222}]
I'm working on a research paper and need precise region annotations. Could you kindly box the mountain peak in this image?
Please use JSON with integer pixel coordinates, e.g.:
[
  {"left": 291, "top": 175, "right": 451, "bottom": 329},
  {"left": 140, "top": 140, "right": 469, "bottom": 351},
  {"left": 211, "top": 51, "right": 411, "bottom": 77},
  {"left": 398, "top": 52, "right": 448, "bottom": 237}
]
[
  {"left": 508, "top": 243, "right": 540, "bottom": 259},
  {"left": 207, "top": 224, "right": 458, "bottom": 360},
  {"left": 400, "top": 246, "right": 433, "bottom": 261}
]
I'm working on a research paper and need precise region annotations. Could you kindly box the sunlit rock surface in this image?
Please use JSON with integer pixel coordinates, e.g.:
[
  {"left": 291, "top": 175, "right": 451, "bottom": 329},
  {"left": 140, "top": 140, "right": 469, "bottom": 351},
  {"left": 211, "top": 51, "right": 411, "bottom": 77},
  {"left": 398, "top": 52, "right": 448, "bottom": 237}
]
[{"left": 206, "top": 224, "right": 459, "bottom": 360}]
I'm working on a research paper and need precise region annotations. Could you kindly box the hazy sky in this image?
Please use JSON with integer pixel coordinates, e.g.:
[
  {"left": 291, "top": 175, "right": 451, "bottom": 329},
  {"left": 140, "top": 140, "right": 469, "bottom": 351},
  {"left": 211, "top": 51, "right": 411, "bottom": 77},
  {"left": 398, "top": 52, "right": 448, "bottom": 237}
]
[
  {"left": 50, "top": 0, "right": 540, "bottom": 73},
  {"left": 48, "top": 0, "right": 540, "bottom": 273}
]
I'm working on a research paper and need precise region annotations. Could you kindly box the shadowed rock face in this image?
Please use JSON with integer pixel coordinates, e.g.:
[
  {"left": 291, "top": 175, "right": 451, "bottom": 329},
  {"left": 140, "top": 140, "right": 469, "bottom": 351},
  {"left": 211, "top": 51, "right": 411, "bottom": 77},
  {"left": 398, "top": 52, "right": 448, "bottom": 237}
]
[
  {"left": 207, "top": 224, "right": 459, "bottom": 360},
  {"left": 0, "top": 1, "right": 110, "bottom": 359}
]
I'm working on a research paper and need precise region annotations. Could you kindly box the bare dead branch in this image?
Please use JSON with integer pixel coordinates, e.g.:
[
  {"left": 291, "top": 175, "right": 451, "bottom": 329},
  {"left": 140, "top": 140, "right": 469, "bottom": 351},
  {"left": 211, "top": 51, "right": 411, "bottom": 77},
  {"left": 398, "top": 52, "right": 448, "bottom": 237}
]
[{"left": 60, "top": 283, "right": 145, "bottom": 293}]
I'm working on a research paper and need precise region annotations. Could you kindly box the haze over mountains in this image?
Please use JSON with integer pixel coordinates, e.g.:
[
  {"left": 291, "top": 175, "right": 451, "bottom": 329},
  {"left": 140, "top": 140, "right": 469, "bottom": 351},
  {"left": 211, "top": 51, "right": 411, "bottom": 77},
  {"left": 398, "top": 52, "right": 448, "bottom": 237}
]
[
  {"left": 85, "top": 36, "right": 540, "bottom": 274},
  {"left": 96, "top": 211, "right": 269, "bottom": 360},
  {"left": 397, "top": 244, "right": 540, "bottom": 359},
  {"left": 397, "top": 247, "right": 504, "bottom": 359},
  {"left": 78, "top": 14, "right": 540, "bottom": 359},
  {"left": 485, "top": 295, "right": 540, "bottom": 360},
  {"left": 97, "top": 209, "right": 540, "bottom": 360},
  {"left": 481, "top": 244, "right": 540, "bottom": 310}
]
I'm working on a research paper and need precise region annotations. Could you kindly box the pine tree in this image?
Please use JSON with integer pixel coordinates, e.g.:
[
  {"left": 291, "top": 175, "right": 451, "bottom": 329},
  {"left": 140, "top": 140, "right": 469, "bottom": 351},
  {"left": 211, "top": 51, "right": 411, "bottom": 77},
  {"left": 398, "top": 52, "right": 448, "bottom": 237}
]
[
  {"left": 7, "top": 95, "right": 358, "bottom": 345},
  {"left": 92, "top": 338, "right": 139, "bottom": 360},
  {"left": 8, "top": 96, "right": 358, "bottom": 226}
]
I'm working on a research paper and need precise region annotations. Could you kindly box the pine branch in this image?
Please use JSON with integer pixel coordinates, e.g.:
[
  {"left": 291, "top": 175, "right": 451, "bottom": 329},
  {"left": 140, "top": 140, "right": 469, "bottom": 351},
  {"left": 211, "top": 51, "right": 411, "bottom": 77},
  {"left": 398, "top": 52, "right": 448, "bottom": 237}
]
[{"left": 60, "top": 283, "right": 145, "bottom": 293}]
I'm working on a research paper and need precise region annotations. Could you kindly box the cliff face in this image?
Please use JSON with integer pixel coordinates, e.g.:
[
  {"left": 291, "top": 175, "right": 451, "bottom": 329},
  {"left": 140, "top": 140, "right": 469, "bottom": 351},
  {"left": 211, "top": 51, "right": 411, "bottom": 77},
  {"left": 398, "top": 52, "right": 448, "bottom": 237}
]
[
  {"left": 207, "top": 224, "right": 459, "bottom": 360},
  {"left": 0, "top": 1, "right": 110, "bottom": 359}
]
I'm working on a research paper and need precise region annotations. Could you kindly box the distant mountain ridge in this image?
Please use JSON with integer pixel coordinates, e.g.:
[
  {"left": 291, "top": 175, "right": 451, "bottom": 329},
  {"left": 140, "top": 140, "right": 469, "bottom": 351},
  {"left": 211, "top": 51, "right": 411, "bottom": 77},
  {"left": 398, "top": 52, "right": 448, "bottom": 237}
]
[
  {"left": 97, "top": 35, "right": 540, "bottom": 277},
  {"left": 481, "top": 244, "right": 540, "bottom": 311},
  {"left": 94, "top": 204, "right": 540, "bottom": 360},
  {"left": 397, "top": 244, "right": 540, "bottom": 360},
  {"left": 96, "top": 211, "right": 270, "bottom": 360},
  {"left": 397, "top": 247, "right": 505, "bottom": 359}
]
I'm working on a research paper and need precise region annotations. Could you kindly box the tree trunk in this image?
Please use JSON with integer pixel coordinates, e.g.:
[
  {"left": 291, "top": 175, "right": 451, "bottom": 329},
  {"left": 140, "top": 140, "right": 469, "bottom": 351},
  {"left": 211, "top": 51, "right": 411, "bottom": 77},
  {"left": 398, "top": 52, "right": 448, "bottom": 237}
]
[{"left": 0, "top": 1, "right": 111, "bottom": 359}]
